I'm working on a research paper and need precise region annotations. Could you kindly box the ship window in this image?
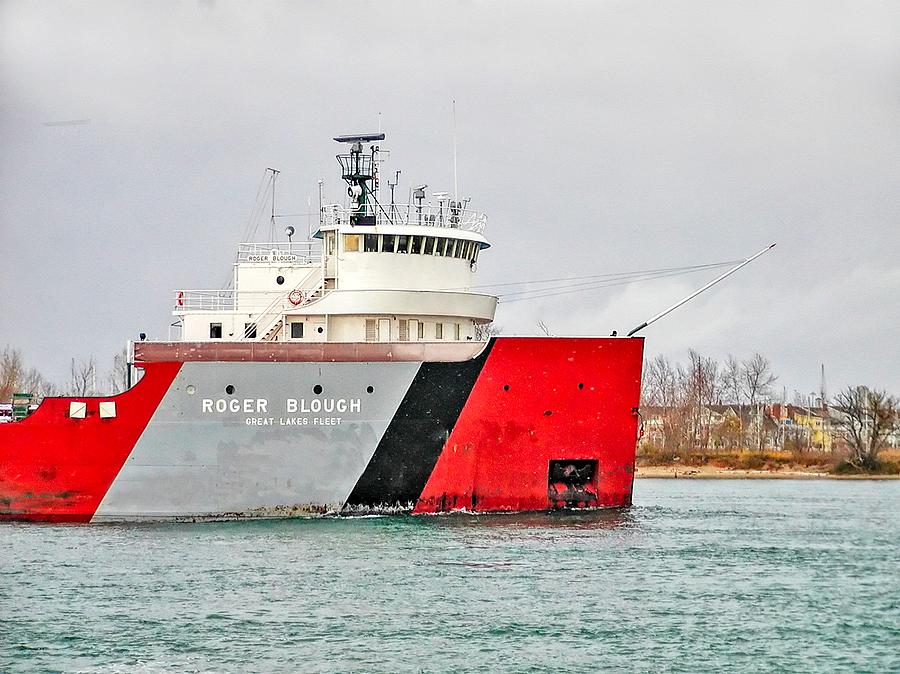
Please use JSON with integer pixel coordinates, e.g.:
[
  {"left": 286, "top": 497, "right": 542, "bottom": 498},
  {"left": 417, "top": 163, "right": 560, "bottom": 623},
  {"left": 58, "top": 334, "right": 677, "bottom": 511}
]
[
  {"left": 398, "top": 319, "right": 408, "bottom": 341},
  {"left": 435, "top": 322, "right": 443, "bottom": 339},
  {"left": 417, "top": 321, "right": 424, "bottom": 339},
  {"left": 447, "top": 239, "right": 457, "bottom": 258},
  {"left": 456, "top": 241, "right": 467, "bottom": 259},
  {"left": 210, "top": 323, "right": 222, "bottom": 339},
  {"left": 344, "top": 234, "right": 360, "bottom": 252},
  {"left": 364, "top": 234, "right": 379, "bottom": 252},
  {"left": 473, "top": 245, "right": 480, "bottom": 262},
  {"left": 423, "top": 236, "right": 435, "bottom": 255},
  {"left": 365, "top": 319, "right": 377, "bottom": 341},
  {"left": 326, "top": 232, "right": 336, "bottom": 255},
  {"left": 382, "top": 234, "right": 395, "bottom": 253},
  {"left": 244, "top": 322, "right": 257, "bottom": 339},
  {"left": 396, "top": 235, "right": 409, "bottom": 253},
  {"left": 410, "top": 235, "right": 423, "bottom": 254},
  {"left": 276, "top": 275, "right": 285, "bottom": 285},
  {"left": 434, "top": 238, "right": 445, "bottom": 257},
  {"left": 291, "top": 322, "right": 304, "bottom": 339},
  {"left": 454, "top": 323, "right": 461, "bottom": 340}
]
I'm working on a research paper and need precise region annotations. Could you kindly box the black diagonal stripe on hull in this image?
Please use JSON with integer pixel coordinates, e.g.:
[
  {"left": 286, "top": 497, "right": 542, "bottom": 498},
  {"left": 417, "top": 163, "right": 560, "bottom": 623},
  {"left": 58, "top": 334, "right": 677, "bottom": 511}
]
[{"left": 343, "top": 340, "right": 495, "bottom": 512}]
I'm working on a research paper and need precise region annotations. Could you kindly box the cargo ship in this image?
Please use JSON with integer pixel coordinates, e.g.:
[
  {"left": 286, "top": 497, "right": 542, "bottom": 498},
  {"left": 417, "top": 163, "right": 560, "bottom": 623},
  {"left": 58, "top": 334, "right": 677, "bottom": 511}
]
[{"left": 0, "top": 134, "right": 644, "bottom": 522}]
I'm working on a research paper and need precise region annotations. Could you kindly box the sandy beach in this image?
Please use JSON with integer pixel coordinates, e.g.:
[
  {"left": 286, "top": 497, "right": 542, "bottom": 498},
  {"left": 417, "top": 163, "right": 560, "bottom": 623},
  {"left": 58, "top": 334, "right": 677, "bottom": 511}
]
[{"left": 636, "top": 465, "right": 900, "bottom": 480}]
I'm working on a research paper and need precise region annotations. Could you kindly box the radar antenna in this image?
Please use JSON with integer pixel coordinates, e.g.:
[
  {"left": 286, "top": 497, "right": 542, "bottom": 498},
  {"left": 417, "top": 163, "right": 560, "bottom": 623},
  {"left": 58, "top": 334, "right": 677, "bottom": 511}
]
[{"left": 334, "top": 133, "right": 385, "bottom": 226}]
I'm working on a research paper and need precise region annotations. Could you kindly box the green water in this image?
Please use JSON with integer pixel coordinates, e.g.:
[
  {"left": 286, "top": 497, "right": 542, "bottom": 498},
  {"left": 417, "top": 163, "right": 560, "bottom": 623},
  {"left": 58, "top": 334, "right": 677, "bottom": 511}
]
[{"left": 2, "top": 480, "right": 898, "bottom": 673}]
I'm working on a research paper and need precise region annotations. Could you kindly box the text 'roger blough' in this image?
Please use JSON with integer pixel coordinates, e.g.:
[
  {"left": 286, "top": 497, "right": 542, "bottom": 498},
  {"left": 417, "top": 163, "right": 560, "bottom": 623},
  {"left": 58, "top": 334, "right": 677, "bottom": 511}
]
[{"left": 201, "top": 398, "right": 362, "bottom": 414}]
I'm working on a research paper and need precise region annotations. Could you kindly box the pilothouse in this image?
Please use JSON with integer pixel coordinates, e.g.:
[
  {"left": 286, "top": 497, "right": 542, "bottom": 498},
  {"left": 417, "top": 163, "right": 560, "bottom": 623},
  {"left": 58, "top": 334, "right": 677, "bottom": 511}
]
[{"left": 173, "top": 133, "right": 497, "bottom": 345}]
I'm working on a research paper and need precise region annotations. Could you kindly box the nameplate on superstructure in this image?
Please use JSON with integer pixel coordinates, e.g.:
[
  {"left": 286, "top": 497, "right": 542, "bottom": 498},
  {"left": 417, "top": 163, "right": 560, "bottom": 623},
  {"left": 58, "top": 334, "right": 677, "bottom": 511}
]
[{"left": 247, "top": 249, "right": 299, "bottom": 263}]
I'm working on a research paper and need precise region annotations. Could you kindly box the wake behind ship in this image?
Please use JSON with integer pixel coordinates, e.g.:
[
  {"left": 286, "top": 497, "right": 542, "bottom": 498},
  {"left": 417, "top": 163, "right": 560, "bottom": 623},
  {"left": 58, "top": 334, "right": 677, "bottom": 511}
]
[{"left": 0, "top": 133, "right": 644, "bottom": 522}]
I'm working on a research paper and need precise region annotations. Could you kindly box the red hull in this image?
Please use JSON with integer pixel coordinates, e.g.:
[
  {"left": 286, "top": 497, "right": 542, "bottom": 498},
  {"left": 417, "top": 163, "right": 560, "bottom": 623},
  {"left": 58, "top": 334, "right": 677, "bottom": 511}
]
[
  {"left": 415, "top": 337, "right": 642, "bottom": 513},
  {"left": 0, "top": 338, "right": 643, "bottom": 522}
]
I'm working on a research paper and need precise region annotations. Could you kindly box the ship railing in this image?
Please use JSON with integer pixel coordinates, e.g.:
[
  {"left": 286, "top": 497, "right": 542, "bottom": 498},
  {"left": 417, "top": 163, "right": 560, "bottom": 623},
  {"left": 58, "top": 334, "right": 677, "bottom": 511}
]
[
  {"left": 174, "top": 289, "right": 302, "bottom": 312},
  {"left": 236, "top": 241, "right": 321, "bottom": 264},
  {"left": 321, "top": 203, "right": 487, "bottom": 234}
]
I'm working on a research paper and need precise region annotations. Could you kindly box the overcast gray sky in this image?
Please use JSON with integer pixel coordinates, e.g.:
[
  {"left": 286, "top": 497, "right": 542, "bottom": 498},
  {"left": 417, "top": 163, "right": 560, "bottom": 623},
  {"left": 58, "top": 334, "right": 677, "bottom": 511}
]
[{"left": 2, "top": 0, "right": 898, "bottom": 397}]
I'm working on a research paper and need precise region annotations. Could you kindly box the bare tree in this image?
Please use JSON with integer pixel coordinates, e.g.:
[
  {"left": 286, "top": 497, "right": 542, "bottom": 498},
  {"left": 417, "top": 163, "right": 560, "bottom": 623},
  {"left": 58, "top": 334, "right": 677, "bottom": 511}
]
[
  {"left": 108, "top": 346, "right": 130, "bottom": 394},
  {"left": 0, "top": 346, "right": 53, "bottom": 401},
  {"left": 742, "top": 353, "right": 777, "bottom": 450},
  {"left": 474, "top": 322, "right": 501, "bottom": 341},
  {"left": 687, "top": 350, "right": 719, "bottom": 448},
  {"left": 722, "top": 355, "right": 744, "bottom": 405},
  {"left": 720, "top": 354, "right": 746, "bottom": 447},
  {"left": 642, "top": 354, "right": 691, "bottom": 451},
  {"left": 741, "top": 353, "right": 776, "bottom": 406},
  {"left": 0, "top": 346, "right": 24, "bottom": 401},
  {"left": 833, "top": 386, "right": 898, "bottom": 470},
  {"left": 69, "top": 357, "right": 96, "bottom": 396}
]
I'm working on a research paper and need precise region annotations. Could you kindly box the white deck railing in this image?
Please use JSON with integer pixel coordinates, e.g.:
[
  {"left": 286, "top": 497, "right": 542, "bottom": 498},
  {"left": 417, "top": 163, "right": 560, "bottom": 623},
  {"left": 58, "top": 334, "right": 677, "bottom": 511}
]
[
  {"left": 236, "top": 242, "right": 321, "bottom": 264},
  {"left": 321, "top": 203, "right": 487, "bottom": 234}
]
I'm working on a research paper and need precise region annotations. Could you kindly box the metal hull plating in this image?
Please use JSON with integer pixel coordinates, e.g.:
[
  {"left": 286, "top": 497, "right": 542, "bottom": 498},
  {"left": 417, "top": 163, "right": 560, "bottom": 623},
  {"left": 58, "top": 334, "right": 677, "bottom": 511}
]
[{"left": 0, "top": 337, "right": 644, "bottom": 522}]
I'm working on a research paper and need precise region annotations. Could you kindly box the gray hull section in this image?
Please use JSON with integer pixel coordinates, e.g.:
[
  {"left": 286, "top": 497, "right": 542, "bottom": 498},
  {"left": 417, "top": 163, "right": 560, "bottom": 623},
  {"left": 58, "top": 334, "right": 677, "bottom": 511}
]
[{"left": 93, "top": 361, "right": 420, "bottom": 521}]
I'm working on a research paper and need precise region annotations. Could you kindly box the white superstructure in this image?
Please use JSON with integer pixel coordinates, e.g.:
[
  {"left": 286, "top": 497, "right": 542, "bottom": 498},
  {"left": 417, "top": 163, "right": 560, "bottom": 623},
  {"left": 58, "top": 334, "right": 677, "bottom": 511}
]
[{"left": 173, "top": 134, "right": 498, "bottom": 344}]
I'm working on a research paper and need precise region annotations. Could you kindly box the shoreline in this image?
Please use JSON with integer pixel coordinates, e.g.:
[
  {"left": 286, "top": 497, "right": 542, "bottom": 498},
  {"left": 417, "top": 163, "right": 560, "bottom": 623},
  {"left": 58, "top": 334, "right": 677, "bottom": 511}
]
[{"left": 635, "top": 465, "right": 900, "bottom": 480}]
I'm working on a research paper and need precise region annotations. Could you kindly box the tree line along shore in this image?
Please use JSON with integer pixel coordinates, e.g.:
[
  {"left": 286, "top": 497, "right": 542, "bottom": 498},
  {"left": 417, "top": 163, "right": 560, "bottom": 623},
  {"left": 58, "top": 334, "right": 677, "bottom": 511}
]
[{"left": 639, "top": 351, "right": 899, "bottom": 476}]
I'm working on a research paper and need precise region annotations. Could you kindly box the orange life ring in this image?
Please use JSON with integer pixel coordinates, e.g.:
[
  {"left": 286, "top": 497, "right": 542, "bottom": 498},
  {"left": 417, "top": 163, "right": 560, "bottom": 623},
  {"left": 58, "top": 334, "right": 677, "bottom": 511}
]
[
  {"left": 176, "top": 291, "right": 184, "bottom": 306},
  {"left": 288, "top": 289, "right": 304, "bottom": 306}
]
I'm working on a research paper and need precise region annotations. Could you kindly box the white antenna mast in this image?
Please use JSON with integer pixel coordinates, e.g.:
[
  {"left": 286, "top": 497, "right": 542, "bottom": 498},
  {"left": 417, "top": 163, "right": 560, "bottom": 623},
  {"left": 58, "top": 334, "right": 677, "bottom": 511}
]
[{"left": 452, "top": 99, "right": 458, "bottom": 200}]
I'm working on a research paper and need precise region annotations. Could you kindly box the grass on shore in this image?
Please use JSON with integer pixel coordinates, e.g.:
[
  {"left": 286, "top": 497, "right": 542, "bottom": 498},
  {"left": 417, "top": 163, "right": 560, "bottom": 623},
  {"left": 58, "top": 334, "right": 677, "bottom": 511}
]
[{"left": 637, "top": 447, "right": 900, "bottom": 475}]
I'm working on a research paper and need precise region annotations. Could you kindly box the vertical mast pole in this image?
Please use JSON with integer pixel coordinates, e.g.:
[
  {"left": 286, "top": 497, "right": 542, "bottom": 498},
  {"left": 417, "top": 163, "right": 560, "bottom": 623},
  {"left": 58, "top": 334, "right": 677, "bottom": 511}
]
[{"left": 452, "top": 99, "right": 458, "bottom": 201}]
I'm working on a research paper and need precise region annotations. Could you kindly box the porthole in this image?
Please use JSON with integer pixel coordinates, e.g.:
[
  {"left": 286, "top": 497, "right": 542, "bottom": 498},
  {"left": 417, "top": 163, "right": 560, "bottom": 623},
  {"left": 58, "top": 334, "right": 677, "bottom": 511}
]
[
  {"left": 578, "top": 383, "right": 584, "bottom": 390},
  {"left": 366, "top": 386, "right": 374, "bottom": 394},
  {"left": 313, "top": 384, "right": 323, "bottom": 395},
  {"left": 543, "top": 410, "right": 552, "bottom": 416},
  {"left": 276, "top": 275, "right": 285, "bottom": 285},
  {"left": 186, "top": 385, "right": 196, "bottom": 396},
  {"left": 317, "top": 326, "right": 324, "bottom": 334},
  {"left": 225, "top": 385, "right": 235, "bottom": 395},
  {"left": 503, "top": 384, "right": 510, "bottom": 391}
]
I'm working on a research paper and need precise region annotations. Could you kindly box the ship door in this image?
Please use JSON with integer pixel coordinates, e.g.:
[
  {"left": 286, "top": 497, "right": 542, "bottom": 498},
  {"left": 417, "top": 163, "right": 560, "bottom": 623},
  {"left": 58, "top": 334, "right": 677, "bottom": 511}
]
[{"left": 377, "top": 318, "right": 391, "bottom": 342}]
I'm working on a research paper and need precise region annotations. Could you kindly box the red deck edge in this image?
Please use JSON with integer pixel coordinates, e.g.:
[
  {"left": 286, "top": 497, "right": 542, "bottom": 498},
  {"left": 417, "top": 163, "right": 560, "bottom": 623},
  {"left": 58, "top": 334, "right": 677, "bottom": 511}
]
[{"left": 134, "top": 341, "right": 487, "bottom": 363}]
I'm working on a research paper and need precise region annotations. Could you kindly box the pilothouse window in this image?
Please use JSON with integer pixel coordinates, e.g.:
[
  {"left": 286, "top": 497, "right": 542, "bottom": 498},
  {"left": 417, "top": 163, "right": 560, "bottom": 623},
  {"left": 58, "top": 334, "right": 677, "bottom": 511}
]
[
  {"left": 396, "top": 235, "right": 408, "bottom": 253},
  {"left": 344, "top": 234, "right": 360, "bottom": 252},
  {"left": 410, "top": 236, "right": 423, "bottom": 254},
  {"left": 382, "top": 235, "right": 395, "bottom": 253},
  {"left": 364, "top": 234, "right": 379, "bottom": 252},
  {"left": 423, "top": 237, "right": 435, "bottom": 255},
  {"left": 210, "top": 323, "right": 222, "bottom": 339}
]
